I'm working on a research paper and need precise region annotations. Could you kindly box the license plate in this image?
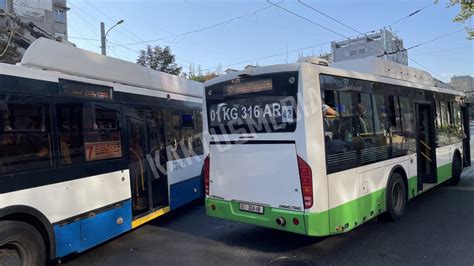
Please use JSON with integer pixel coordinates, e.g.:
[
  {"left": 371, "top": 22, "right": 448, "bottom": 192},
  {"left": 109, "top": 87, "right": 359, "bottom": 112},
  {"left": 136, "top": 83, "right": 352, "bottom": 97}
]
[{"left": 239, "top": 202, "right": 264, "bottom": 214}]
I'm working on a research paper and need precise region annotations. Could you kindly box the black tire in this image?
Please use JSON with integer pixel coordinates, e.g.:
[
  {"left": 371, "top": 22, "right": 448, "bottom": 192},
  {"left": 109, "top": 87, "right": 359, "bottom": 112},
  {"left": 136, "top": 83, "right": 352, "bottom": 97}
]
[
  {"left": 0, "top": 221, "right": 46, "bottom": 266},
  {"left": 381, "top": 173, "right": 407, "bottom": 221},
  {"left": 449, "top": 155, "right": 462, "bottom": 185}
]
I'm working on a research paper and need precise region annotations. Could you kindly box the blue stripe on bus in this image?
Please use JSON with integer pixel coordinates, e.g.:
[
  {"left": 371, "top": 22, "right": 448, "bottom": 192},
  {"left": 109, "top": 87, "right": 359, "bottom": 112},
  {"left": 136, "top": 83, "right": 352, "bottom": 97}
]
[
  {"left": 54, "top": 199, "right": 132, "bottom": 258},
  {"left": 169, "top": 175, "right": 203, "bottom": 210}
]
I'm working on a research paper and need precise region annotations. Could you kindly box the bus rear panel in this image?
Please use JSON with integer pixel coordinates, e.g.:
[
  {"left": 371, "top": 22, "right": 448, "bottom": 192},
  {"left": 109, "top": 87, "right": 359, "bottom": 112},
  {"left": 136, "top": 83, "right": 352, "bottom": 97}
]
[{"left": 204, "top": 68, "right": 326, "bottom": 235}]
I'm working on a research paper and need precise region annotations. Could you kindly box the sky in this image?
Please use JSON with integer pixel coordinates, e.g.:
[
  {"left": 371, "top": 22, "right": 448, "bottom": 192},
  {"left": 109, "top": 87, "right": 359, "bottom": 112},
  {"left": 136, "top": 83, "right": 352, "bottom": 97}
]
[{"left": 67, "top": 0, "right": 473, "bottom": 82}]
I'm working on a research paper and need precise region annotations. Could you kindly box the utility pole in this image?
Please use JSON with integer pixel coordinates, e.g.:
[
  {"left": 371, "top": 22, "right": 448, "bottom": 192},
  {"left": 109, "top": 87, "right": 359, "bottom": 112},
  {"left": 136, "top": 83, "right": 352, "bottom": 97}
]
[
  {"left": 100, "top": 20, "right": 124, "bottom": 56},
  {"left": 100, "top": 22, "right": 106, "bottom": 55}
]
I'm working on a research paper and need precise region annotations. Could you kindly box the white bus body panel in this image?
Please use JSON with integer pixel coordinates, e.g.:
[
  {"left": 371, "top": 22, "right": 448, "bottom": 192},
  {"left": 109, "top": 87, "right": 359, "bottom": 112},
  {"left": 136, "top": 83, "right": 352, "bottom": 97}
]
[
  {"left": 167, "top": 155, "right": 204, "bottom": 185},
  {"left": 299, "top": 64, "right": 330, "bottom": 213},
  {"left": 436, "top": 143, "right": 462, "bottom": 168},
  {"left": 327, "top": 156, "right": 414, "bottom": 209},
  {"left": 209, "top": 143, "right": 304, "bottom": 210},
  {"left": 0, "top": 170, "right": 131, "bottom": 223}
]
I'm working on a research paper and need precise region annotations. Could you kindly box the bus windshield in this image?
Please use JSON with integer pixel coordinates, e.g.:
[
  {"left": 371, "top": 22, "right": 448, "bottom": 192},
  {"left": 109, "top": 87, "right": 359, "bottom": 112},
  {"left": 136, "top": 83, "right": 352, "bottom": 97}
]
[{"left": 205, "top": 71, "right": 298, "bottom": 135}]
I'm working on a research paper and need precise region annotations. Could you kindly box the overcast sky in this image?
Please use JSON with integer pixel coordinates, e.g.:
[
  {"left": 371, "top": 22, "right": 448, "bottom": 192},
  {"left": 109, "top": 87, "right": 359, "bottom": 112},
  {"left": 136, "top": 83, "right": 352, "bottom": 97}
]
[{"left": 67, "top": 0, "right": 473, "bottom": 81}]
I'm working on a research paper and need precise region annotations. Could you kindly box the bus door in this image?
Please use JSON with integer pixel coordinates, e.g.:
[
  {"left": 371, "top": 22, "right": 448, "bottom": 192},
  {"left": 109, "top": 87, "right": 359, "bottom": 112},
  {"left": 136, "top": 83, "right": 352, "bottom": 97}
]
[
  {"left": 461, "top": 105, "right": 471, "bottom": 167},
  {"left": 126, "top": 108, "right": 168, "bottom": 217},
  {"left": 415, "top": 103, "right": 437, "bottom": 189}
]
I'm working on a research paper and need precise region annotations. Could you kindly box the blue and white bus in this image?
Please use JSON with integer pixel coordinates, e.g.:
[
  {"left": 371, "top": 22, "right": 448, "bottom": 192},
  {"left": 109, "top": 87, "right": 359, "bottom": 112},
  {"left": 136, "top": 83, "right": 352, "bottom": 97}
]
[{"left": 0, "top": 38, "right": 204, "bottom": 264}]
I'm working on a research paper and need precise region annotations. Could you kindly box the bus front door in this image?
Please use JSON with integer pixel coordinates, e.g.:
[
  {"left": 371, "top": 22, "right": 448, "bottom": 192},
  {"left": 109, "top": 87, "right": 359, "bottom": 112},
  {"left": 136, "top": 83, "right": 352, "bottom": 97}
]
[
  {"left": 127, "top": 108, "right": 169, "bottom": 218},
  {"left": 461, "top": 105, "right": 471, "bottom": 167},
  {"left": 415, "top": 103, "right": 437, "bottom": 190}
]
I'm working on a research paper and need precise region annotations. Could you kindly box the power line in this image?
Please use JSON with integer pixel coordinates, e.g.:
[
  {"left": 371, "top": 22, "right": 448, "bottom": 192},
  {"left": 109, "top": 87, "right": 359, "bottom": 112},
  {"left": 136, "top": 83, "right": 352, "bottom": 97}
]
[
  {"left": 389, "top": 2, "right": 435, "bottom": 27},
  {"left": 297, "top": 0, "right": 438, "bottom": 58},
  {"left": 267, "top": 0, "right": 347, "bottom": 39},
  {"left": 67, "top": 1, "right": 100, "bottom": 36},
  {"left": 405, "top": 28, "right": 466, "bottom": 50},
  {"left": 67, "top": 1, "right": 200, "bottom": 67},
  {"left": 82, "top": 0, "right": 145, "bottom": 44},
  {"left": 267, "top": 0, "right": 388, "bottom": 57},
  {"left": 229, "top": 1, "right": 449, "bottom": 81},
  {"left": 297, "top": 0, "right": 365, "bottom": 35},
  {"left": 69, "top": 36, "right": 100, "bottom": 41},
  {"left": 107, "top": 40, "right": 201, "bottom": 70},
  {"left": 111, "top": 3, "right": 276, "bottom": 47},
  {"left": 201, "top": 40, "right": 333, "bottom": 72},
  {"left": 410, "top": 45, "right": 473, "bottom": 56},
  {"left": 296, "top": 0, "right": 387, "bottom": 57},
  {"left": 378, "top": 28, "right": 466, "bottom": 56},
  {"left": 408, "top": 57, "right": 444, "bottom": 80}
]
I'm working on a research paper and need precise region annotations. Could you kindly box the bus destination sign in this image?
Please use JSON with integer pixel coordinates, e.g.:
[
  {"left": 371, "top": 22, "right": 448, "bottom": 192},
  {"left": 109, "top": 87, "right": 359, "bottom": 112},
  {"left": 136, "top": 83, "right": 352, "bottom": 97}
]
[
  {"left": 59, "top": 79, "right": 113, "bottom": 100},
  {"left": 224, "top": 79, "right": 273, "bottom": 95}
]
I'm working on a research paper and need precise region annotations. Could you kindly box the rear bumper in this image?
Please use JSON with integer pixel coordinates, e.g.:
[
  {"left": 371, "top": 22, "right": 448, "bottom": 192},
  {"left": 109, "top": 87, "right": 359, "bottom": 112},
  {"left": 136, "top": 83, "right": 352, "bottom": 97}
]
[{"left": 206, "top": 197, "right": 330, "bottom": 236}]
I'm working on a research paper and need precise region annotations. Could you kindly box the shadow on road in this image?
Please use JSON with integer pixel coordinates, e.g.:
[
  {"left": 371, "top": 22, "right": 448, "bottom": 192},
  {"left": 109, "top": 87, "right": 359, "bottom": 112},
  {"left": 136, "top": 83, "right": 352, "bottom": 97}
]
[
  {"left": 148, "top": 163, "right": 474, "bottom": 255},
  {"left": 148, "top": 199, "right": 329, "bottom": 253}
]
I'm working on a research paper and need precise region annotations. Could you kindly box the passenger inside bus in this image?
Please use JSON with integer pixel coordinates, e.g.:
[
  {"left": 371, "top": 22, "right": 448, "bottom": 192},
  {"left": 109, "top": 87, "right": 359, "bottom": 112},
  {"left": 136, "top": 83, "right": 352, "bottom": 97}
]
[
  {"left": 355, "top": 103, "right": 369, "bottom": 134},
  {"left": 322, "top": 100, "right": 338, "bottom": 117},
  {"left": 0, "top": 104, "right": 52, "bottom": 173}
]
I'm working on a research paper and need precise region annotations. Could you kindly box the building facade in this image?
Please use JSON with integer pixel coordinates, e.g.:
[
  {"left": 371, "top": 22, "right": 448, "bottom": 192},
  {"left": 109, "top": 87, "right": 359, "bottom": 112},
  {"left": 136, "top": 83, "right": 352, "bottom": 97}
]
[
  {"left": 0, "top": 0, "right": 69, "bottom": 63},
  {"left": 450, "top": 75, "right": 474, "bottom": 104},
  {"left": 450, "top": 75, "right": 474, "bottom": 93},
  {"left": 331, "top": 29, "right": 408, "bottom": 65}
]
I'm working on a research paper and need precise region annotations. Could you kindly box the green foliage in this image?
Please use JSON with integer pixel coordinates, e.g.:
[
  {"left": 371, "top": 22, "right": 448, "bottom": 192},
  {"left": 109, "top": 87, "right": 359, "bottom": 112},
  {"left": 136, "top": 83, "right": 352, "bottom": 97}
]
[
  {"left": 189, "top": 75, "right": 207, "bottom": 83},
  {"left": 446, "top": 0, "right": 473, "bottom": 23},
  {"left": 189, "top": 73, "right": 218, "bottom": 83},
  {"left": 0, "top": 11, "right": 25, "bottom": 64},
  {"left": 136, "top": 45, "right": 182, "bottom": 75},
  {"left": 437, "top": 0, "right": 474, "bottom": 39},
  {"left": 0, "top": 30, "right": 21, "bottom": 64}
]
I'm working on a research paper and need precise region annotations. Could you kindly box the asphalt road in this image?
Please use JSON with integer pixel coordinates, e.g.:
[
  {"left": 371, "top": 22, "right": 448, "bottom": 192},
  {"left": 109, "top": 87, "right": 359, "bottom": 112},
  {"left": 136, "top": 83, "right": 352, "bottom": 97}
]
[{"left": 64, "top": 129, "right": 474, "bottom": 266}]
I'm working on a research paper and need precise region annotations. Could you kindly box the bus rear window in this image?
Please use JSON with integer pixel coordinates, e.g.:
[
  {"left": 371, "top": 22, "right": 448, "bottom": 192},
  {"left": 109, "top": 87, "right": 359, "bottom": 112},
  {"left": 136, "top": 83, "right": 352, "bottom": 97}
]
[{"left": 205, "top": 72, "right": 298, "bottom": 134}]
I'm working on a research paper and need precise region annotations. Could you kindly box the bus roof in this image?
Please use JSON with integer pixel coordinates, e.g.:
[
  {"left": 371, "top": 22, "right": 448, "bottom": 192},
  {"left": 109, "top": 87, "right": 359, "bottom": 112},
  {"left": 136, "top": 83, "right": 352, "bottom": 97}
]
[
  {"left": 331, "top": 57, "right": 435, "bottom": 87},
  {"left": 205, "top": 57, "right": 464, "bottom": 97},
  {"left": 20, "top": 38, "right": 203, "bottom": 98}
]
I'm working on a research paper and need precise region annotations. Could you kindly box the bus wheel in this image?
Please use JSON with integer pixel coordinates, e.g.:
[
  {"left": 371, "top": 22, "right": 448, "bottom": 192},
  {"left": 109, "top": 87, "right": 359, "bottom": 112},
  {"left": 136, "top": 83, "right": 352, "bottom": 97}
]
[
  {"left": 0, "top": 221, "right": 46, "bottom": 266},
  {"left": 449, "top": 156, "right": 462, "bottom": 185},
  {"left": 381, "top": 173, "right": 407, "bottom": 221}
]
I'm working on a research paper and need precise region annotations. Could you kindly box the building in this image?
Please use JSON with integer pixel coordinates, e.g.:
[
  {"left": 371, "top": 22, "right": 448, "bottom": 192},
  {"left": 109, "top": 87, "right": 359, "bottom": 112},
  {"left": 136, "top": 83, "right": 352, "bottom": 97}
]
[
  {"left": 450, "top": 75, "right": 474, "bottom": 93},
  {"left": 450, "top": 75, "right": 474, "bottom": 104},
  {"left": 0, "top": 0, "right": 69, "bottom": 62},
  {"left": 331, "top": 29, "right": 408, "bottom": 65}
]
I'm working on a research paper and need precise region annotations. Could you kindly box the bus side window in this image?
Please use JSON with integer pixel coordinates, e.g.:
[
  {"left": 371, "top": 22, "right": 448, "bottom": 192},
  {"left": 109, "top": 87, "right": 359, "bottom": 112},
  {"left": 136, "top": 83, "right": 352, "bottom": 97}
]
[
  {"left": 0, "top": 94, "right": 53, "bottom": 175},
  {"left": 57, "top": 103, "right": 122, "bottom": 165},
  {"left": 399, "top": 97, "right": 416, "bottom": 153},
  {"left": 193, "top": 110, "right": 204, "bottom": 156},
  {"left": 164, "top": 109, "right": 199, "bottom": 161},
  {"left": 451, "top": 102, "right": 463, "bottom": 140},
  {"left": 57, "top": 103, "right": 85, "bottom": 165},
  {"left": 437, "top": 101, "right": 450, "bottom": 146},
  {"left": 356, "top": 93, "right": 391, "bottom": 165}
]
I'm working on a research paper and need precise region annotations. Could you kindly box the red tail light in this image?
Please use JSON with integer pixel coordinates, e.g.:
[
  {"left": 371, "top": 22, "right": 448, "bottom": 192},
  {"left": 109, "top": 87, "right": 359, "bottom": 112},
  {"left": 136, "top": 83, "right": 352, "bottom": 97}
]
[
  {"left": 297, "top": 156, "right": 313, "bottom": 209},
  {"left": 203, "top": 155, "right": 210, "bottom": 196}
]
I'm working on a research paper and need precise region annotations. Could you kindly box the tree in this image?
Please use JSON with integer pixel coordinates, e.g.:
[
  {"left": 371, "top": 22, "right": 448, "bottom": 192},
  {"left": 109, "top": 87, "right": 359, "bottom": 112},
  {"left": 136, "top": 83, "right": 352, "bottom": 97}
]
[
  {"left": 0, "top": 11, "right": 26, "bottom": 64},
  {"left": 437, "top": 0, "right": 473, "bottom": 39},
  {"left": 189, "top": 72, "right": 218, "bottom": 83},
  {"left": 0, "top": 28, "right": 22, "bottom": 64},
  {"left": 136, "top": 45, "right": 182, "bottom": 75}
]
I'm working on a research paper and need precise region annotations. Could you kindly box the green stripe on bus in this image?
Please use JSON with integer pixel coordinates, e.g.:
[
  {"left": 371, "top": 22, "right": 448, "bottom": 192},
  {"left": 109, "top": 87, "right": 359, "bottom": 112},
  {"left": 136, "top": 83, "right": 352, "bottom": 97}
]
[
  {"left": 206, "top": 198, "right": 308, "bottom": 235},
  {"left": 206, "top": 163, "right": 454, "bottom": 236},
  {"left": 437, "top": 163, "right": 452, "bottom": 184}
]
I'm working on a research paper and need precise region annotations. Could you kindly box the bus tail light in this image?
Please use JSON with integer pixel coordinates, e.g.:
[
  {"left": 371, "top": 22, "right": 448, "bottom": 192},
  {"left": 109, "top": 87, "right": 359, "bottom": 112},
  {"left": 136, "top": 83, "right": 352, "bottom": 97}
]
[
  {"left": 203, "top": 155, "right": 210, "bottom": 196},
  {"left": 297, "top": 156, "right": 313, "bottom": 209}
]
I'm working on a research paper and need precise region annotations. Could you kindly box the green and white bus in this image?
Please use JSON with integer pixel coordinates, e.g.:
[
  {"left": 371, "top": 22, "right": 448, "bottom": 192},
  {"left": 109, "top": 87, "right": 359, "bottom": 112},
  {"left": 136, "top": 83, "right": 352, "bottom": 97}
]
[{"left": 202, "top": 57, "right": 470, "bottom": 236}]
